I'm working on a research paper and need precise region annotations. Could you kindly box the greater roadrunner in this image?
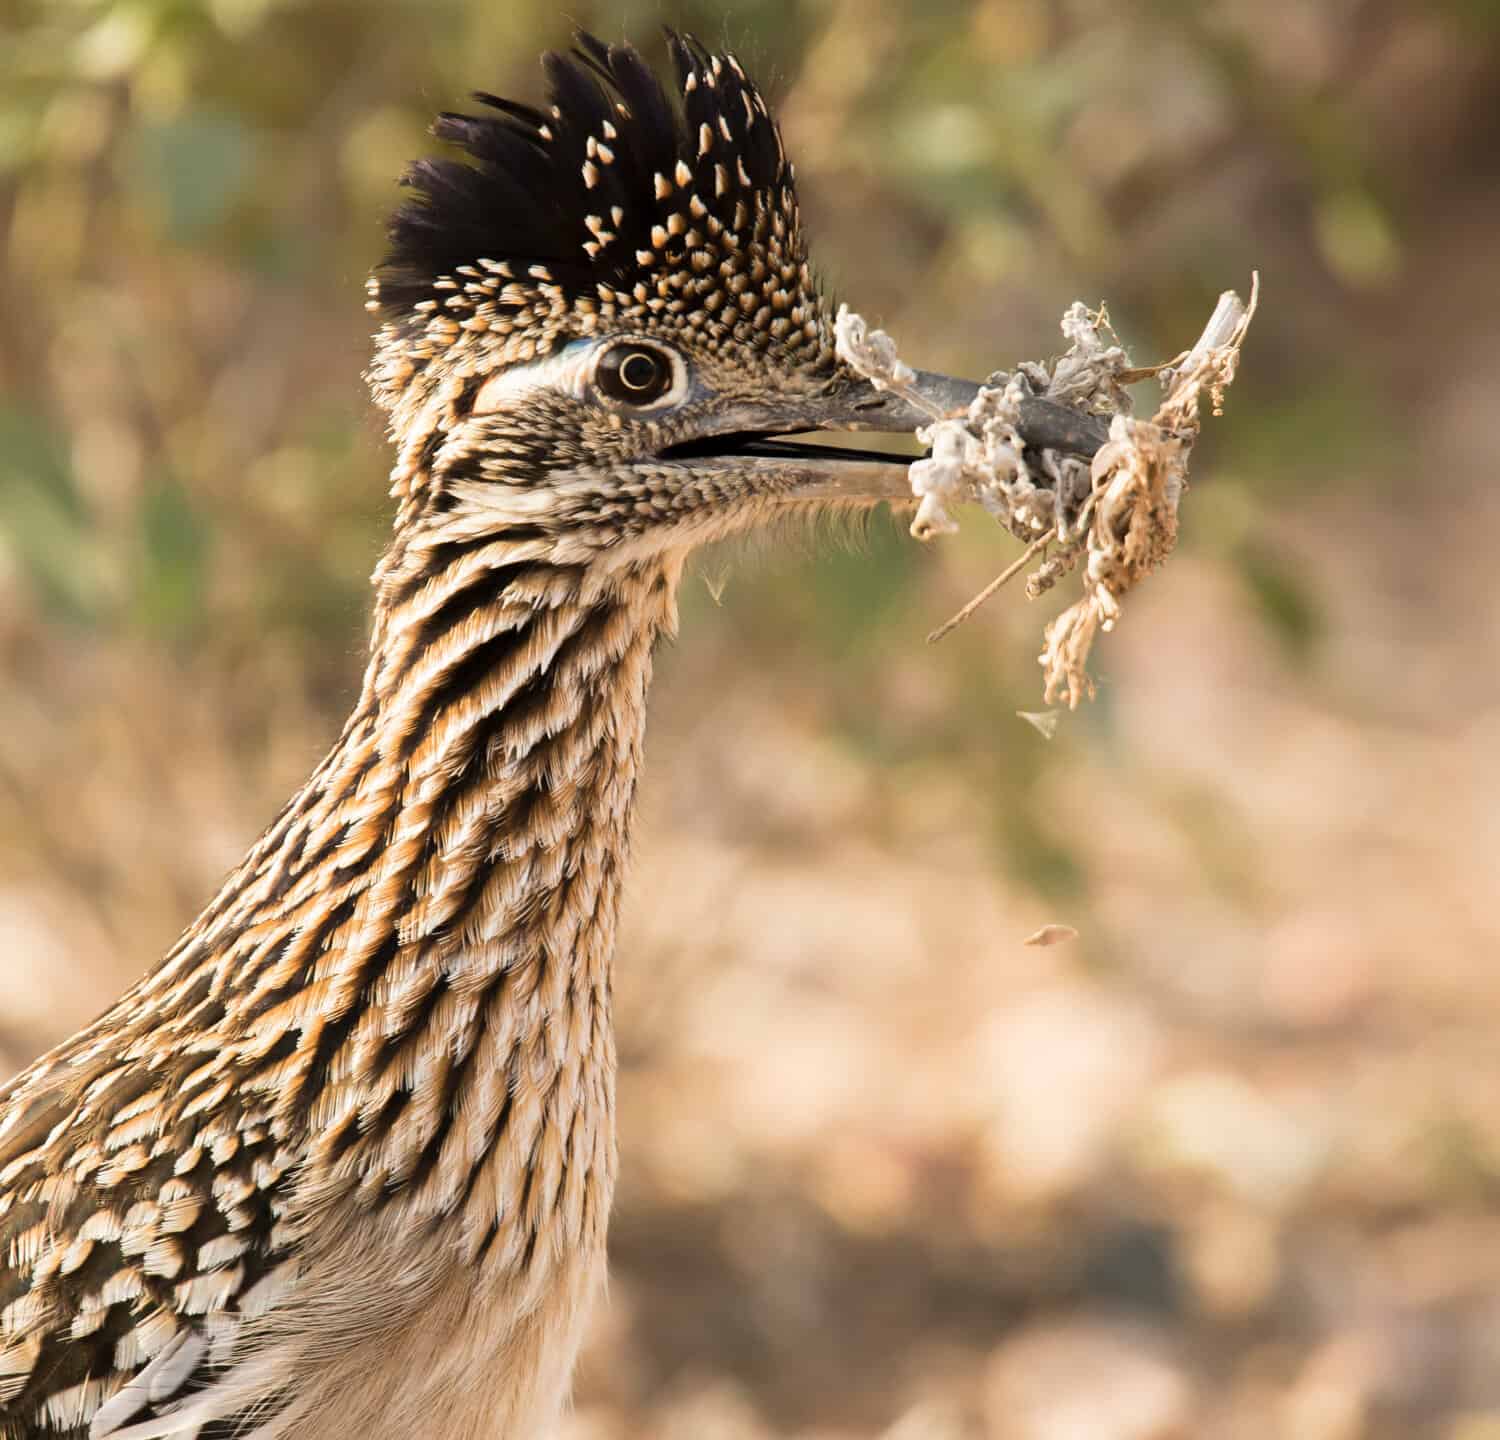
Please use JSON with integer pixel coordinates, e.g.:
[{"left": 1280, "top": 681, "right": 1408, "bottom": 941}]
[{"left": 0, "top": 33, "right": 1103, "bottom": 1440}]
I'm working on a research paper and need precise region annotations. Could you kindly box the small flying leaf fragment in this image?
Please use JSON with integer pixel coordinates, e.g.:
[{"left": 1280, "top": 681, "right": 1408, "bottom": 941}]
[
  {"left": 703, "top": 568, "right": 729, "bottom": 606},
  {"left": 1017, "top": 709, "right": 1060, "bottom": 740},
  {"left": 1023, "top": 923, "right": 1079, "bottom": 947}
]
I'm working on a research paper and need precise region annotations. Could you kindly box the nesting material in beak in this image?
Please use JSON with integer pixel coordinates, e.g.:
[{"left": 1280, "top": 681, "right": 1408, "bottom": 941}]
[{"left": 833, "top": 279, "right": 1260, "bottom": 709}]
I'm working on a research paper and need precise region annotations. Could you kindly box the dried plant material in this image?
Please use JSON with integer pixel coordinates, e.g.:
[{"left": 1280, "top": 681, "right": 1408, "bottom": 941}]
[
  {"left": 833, "top": 306, "right": 934, "bottom": 415},
  {"left": 1024, "top": 924, "right": 1080, "bottom": 948},
  {"left": 835, "top": 279, "right": 1259, "bottom": 706},
  {"left": 1017, "top": 709, "right": 1061, "bottom": 740},
  {"left": 926, "top": 533, "right": 1051, "bottom": 642}
]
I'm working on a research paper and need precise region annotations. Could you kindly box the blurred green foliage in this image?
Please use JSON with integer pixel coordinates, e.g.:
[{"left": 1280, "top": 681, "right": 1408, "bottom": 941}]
[
  {"left": 0, "top": 0, "right": 1494, "bottom": 913},
  {"left": 0, "top": 406, "right": 103, "bottom": 623},
  {"left": 128, "top": 107, "right": 255, "bottom": 241}
]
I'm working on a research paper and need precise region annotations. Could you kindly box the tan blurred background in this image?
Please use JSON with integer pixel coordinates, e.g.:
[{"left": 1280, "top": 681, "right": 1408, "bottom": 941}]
[{"left": 2, "top": 1, "right": 1498, "bottom": 1436}]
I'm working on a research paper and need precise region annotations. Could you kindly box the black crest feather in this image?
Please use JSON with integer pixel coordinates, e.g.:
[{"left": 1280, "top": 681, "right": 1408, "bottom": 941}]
[{"left": 373, "top": 31, "right": 798, "bottom": 320}]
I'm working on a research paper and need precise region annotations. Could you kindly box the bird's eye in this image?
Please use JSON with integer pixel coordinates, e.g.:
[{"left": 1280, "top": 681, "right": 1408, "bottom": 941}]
[{"left": 595, "top": 344, "right": 677, "bottom": 407}]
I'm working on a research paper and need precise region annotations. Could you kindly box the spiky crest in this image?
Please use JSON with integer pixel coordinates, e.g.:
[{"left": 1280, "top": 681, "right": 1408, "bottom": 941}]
[{"left": 365, "top": 30, "right": 833, "bottom": 424}]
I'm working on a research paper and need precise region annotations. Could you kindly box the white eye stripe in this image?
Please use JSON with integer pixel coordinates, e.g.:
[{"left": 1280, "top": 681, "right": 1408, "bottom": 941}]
[
  {"left": 470, "top": 345, "right": 593, "bottom": 414},
  {"left": 468, "top": 337, "right": 690, "bottom": 417}
]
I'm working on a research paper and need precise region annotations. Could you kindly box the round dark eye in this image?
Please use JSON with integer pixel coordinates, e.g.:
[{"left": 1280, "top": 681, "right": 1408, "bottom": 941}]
[{"left": 597, "top": 344, "right": 673, "bottom": 405}]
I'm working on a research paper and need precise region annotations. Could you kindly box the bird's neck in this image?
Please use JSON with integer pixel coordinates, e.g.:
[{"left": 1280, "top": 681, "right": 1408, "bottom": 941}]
[{"left": 138, "top": 535, "right": 683, "bottom": 1254}]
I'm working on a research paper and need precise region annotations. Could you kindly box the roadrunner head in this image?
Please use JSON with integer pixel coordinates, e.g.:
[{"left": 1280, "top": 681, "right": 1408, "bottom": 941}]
[{"left": 364, "top": 31, "right": 974, "bottom": 575}]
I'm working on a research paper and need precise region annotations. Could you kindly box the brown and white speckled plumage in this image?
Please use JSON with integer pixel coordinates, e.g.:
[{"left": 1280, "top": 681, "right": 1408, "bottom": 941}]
[{"left": 0, "top": 31, "right": 1100, "bottom": 1440}]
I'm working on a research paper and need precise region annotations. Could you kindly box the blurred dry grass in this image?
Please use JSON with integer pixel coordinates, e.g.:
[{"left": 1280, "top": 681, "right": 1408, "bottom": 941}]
[{"left": 2, "top": 2, "right": 1499, "bottom": 1437}]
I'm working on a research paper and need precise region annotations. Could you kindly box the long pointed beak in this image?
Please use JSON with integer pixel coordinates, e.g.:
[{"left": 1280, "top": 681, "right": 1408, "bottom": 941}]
[{"left": 659, "top": 369, "right": 1110, "bottom": 507}]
